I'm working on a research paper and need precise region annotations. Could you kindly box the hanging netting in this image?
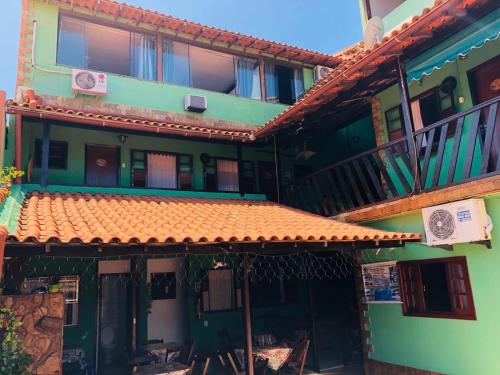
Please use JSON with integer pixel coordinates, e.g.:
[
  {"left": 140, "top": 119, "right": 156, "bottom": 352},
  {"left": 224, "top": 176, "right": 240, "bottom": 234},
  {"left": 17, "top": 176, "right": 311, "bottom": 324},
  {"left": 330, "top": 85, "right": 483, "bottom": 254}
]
[{"left": 1, "top": 247, "right": 400, "bottom": 293}]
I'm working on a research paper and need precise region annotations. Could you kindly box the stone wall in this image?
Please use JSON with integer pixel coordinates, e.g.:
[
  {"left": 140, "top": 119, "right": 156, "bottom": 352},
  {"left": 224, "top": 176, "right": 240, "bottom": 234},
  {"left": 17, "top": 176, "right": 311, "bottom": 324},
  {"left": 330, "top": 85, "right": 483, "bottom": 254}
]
[{"left": 1, "top": 293, "right": 64, "bottom": 374}]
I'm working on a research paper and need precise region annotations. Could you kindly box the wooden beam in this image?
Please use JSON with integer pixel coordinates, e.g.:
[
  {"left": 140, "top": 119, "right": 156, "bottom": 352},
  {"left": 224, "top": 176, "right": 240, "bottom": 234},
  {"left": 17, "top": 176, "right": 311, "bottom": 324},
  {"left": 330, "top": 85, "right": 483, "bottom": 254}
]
[
  {"left": 40, "top": 120, "right": 50, "bottom": 187},
  {"left": 14, "top": 113, "right": 22, "bottom": 183},
  {"left": 242, "top": 252, "right": 254, "bottom": 375},
  {"left": 0, "top": 90, "right": 5, "bottom": 167},
  {"left": 259, "top": 57, "right": 266, "bottom": 101},
  {"left": 0, "top": 226, "right": 7, "bottom": 282},
  {"left": 237, "top": 143, "right": 244, "bottom": 197}
]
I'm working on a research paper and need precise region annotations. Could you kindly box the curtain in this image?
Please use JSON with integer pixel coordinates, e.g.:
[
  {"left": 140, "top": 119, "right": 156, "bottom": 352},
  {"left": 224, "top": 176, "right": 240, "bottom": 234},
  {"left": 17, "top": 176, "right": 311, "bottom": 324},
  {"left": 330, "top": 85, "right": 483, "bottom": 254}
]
[
  {"left": 131, "top": 33, "right": 157, "bottom": 81},
  {"left": 264, "top": 63, "right": 279, "bottom": 102},
  {"left": 57, "top": 16, "right": 88, "bottom": 68},
  {"left": 163, "top": 40, "right": 191, "bottom": 86},
  {"left": 207, "top": 269, "right": 234, "bottom": 311},
  {"left": 147, "top": 153, "right": 177, "bottom": 189},
  {"left": 411, "top": 100, "right": 427, "bottom": 147},
  {"left": 236, "top": 57, "right": 261, "bottom": 99},
  {"left": 217, "top": 160, "right": 239, "bottom": 192},
  {"left": 292, "top": 68, "right": 305, "bottom": 101}
]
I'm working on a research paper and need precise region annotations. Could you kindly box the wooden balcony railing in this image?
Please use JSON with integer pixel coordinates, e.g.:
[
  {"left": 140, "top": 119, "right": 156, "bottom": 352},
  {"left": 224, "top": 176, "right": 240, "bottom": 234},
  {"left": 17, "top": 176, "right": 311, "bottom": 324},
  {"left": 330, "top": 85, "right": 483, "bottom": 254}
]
[{"left": 284, "top": 96, "right": 499, "bottom": 216}]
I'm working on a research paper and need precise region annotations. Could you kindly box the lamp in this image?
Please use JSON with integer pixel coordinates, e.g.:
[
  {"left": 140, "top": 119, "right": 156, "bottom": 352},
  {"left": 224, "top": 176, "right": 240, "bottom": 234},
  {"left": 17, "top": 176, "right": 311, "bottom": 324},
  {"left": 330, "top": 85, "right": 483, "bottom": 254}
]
[{"left": 118, "top": 134, "right": 128, "bottom": 143}]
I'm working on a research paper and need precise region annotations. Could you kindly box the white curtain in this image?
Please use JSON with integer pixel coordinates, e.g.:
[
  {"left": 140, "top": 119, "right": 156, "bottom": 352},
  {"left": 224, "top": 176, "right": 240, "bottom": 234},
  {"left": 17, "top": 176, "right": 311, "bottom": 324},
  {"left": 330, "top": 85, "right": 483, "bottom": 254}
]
[
  {"left": 131, "top": 33, "right": 157, "bottom": 81},
  {"left": 217, "top": 160, "right": 239, "bottom": 192},
  {"left": 411, "top": 99, "right": 427, "bottom": 147},
  {"left": 147, "top": 153, "right": 177, "bottom": 189},
  {"left": 207, "top": 269, "right": 234, "bottom": 311}
]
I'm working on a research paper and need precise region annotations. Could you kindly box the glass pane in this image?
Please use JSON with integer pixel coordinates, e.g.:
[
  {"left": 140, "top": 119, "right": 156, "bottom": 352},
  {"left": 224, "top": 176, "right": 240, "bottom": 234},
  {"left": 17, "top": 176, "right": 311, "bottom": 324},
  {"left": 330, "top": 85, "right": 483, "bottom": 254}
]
[
  {"left": 86, "top": 22, "right": 130, "bottom": 75},
  {"left": 163, "top": 40, "right": 191, "bottom": 86},
  {"left": 131, "top": 33, "right": 157, "bottom": 80},
  {"left": 217, "top": 160, "right": 239, "bottom": 192},
  {"left": 264, "top": 63, "right": 279, "bottom": 102},
  {"left": 57, "top": 16, "right": 87, "bottom": 68},
  {"left": 420, "top": 262, "right": 452, "bottom": 312},
  {"left": 190, "top": 46, "right": 236, "bottom": 94},
  {"left": 292, "top": 68, "right": 305, "bottom": 101},
  {"left": 236, "top": 57, "right": 261, "bottom": 99}
]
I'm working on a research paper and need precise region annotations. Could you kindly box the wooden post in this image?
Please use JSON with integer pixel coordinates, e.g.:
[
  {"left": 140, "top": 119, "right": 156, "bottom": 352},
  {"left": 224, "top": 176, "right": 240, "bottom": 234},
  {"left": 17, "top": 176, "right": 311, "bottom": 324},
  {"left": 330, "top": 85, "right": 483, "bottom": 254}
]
[
  {"left": 242, "top": 253, "right": 254, "bottom": 375},
  {"left": 130, "top": 256, "right": 139, "bottom": 356},
  {"left": 307, "top": 279, "right": 320, "bottom": 372},
  {"left": 237, "top": 143, "right": 244, "bottom": 197},
  {"left": 40, "top": 120, "right": 50, "bottom": 187},
  {"left": 14, "top": 113, "right": 22, "bottom": 183},
  {"left": 259, "top": 57, "right": 266, "bottom": 101},
  {"left": 0, "top": 90, "right": 6, "bottom": 167},
  {"left": 0, "top": 226, "right": 7, "bottom": 283},
  {"left": 397, "top": 58, "right": 421, "bottom": 193},
  {"left": 273, "top": 135, "right": 282, "bottom": 203}
]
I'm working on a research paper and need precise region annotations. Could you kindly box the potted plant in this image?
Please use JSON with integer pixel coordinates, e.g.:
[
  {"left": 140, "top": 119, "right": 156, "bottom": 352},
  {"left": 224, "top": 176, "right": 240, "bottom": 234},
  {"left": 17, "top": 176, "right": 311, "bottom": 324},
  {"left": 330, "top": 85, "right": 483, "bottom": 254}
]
[
  {"left": 0, "top": 166, "right": 24, "bottom": 189},
  {"left": 48, "top": 276, "right": 60, "bottom": 293}
]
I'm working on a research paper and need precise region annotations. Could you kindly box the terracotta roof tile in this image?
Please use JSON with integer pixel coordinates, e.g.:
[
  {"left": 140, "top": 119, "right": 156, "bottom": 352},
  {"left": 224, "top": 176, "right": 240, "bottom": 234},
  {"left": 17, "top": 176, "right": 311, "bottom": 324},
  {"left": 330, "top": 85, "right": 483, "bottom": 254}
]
[
  {"left": 254, "top": 0, "right": 491, "bottom": 137},
  {"left": 47, "top": 0, "right": 341, "bottom": 67},
  {"left": 9, "top": 191, "right": 421, "bottom": 245},
  {"left": 5, "top": 101, "right": 253, "bottom": 142}
]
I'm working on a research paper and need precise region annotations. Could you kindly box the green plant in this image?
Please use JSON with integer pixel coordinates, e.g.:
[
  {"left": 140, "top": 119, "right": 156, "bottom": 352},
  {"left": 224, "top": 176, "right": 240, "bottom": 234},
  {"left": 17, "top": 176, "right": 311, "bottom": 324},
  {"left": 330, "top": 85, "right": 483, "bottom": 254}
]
[
  {"left": 0, "top": 308, "right": 31, "bottom": 375},
  {"left": 0, "top": 167, "right": 24, "bottom": 188}
]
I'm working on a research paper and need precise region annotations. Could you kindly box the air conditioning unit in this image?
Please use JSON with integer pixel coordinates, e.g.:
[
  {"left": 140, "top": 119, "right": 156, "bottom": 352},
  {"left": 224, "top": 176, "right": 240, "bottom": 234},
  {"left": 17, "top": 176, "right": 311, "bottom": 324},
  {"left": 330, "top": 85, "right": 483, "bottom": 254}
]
[
  {"left": 422, "top": 199, "right": 492, "bottom": 247},
  {"left": 185, "top": 94, "right": 207, "bottom": 113},
  {"left": 72, "top": 69, "right": 107, "bottom": 96},
  {"left": 314, "top": 65, "right": 333, "bottom": 81}
]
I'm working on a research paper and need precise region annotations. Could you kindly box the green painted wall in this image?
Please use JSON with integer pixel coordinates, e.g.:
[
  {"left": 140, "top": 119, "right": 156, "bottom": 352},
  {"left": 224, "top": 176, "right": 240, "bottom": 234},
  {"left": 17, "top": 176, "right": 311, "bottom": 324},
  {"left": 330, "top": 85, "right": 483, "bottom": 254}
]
[
  {"left": 18, "top": 121, "right": 286, "bottom": 192},
  {"left": 361, "top": 193, "right": 500, "bottom": 374},
  {"left": 26, "top": 1, "right": 312, "bottom": 127},
  {"left": 358, "top": 0, "right": 434, "bottom": 33}
]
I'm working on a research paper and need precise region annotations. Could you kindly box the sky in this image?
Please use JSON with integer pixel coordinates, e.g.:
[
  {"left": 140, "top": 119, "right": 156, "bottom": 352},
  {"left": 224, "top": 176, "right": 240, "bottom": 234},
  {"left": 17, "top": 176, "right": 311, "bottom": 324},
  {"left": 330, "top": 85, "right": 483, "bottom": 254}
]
[{"left": 0, "top": 0, "right": 363, "bottom": 98}]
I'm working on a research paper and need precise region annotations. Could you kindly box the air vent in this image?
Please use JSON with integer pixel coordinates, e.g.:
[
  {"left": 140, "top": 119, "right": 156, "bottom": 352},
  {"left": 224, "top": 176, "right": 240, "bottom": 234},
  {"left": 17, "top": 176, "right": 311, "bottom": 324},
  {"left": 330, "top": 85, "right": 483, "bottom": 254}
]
[{"left": 185, "top": 94, "right": 207, "bottom": 113}]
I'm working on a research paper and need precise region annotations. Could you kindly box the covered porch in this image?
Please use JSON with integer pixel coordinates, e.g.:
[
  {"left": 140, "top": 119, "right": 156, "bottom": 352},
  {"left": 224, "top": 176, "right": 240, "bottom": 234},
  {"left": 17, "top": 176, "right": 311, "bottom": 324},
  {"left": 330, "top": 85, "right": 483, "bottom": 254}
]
[{"left": 0, "top": 186, "right": 420, "bottom": 374}]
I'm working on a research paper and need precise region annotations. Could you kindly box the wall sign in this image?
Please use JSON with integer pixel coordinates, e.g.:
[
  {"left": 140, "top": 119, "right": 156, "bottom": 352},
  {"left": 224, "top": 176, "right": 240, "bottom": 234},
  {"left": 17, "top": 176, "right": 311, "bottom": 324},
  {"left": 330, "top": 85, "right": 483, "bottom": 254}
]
[{"left": 361, "top": 261, "right": 401, "bottom": 304}]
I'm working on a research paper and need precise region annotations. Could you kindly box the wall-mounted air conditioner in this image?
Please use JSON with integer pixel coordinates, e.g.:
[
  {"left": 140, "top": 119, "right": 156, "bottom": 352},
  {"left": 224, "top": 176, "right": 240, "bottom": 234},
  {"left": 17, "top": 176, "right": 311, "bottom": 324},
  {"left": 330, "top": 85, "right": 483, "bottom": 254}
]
[
  {"left": 72, "top": 69, "right": 107, "bottom": 96},
  {"left": 422, "top": 198, "right": 492, "bottom": 247},
  {"left": 313, "top": 65, "right": 333, "bottom": 82},
  {"left": 185, "top": 94, "right": 207, "bottom": 113}
]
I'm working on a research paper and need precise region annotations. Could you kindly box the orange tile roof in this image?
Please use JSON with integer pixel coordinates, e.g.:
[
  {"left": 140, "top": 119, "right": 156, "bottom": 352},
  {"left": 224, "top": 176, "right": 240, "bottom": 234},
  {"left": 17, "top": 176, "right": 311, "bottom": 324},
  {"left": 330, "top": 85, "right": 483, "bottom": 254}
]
[
  {"left": 5, "top": 100, "right": 253, "bottom": 142},
  {"left": 254, "top": 0, "right": 492, "bottom": 137},
  {"left": 9, "top": 191, "right": 421, "bottom": 245},
  {"left": 46, "top": 0, "right": 341, "bottom": 67}
]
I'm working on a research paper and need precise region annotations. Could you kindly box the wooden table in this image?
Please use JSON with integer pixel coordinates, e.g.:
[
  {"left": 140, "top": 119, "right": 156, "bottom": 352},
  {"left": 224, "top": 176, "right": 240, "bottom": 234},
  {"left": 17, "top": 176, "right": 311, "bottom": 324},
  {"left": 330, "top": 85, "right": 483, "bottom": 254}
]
[
  {"left": 134, "top": 361, "right": 191, "bottom": 375},
  {"left": 235, "top": 346, "right": 293, "bottom": 371}
]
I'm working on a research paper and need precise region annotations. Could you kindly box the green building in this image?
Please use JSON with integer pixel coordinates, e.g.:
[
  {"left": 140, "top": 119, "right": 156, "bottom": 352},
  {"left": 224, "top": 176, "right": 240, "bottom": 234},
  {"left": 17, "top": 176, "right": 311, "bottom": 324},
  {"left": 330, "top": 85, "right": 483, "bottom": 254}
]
[{"left": 0, "top": 0, "right": 498, "bottom": 374}]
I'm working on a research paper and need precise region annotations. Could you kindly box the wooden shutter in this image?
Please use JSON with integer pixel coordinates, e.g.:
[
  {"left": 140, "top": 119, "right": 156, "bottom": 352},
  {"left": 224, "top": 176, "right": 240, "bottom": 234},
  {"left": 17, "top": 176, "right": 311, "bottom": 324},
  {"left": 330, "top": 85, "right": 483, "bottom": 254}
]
[{"left": 398, "top": 262, "right": 422, "bottom": 314}]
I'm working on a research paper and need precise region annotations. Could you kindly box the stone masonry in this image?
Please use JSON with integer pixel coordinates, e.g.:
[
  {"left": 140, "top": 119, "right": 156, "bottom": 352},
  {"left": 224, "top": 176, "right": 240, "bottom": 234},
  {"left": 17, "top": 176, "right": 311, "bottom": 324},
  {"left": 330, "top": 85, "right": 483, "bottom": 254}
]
[{"left": 1, "top": 293, "right": 64, "bottom": 375}]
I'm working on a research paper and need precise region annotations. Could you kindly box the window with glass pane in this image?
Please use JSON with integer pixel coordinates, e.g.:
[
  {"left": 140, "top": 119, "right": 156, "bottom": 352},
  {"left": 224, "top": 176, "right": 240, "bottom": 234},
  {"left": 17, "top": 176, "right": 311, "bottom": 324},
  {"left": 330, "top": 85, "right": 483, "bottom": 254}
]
[
  {"left": 241, "top": 161, "right": 255, "bottom": 193},
  {"left": 178, "top": 154, "right": 193, "bottom": 190},
  {"left": 190, "top": 47, "right": 236, "bottom": 94},
  {"left": 34, "top": 139, "right": 68, "bottom": 169},
  {"left": 57, "top": 16, "right": 156, "bottom": 80},
  {"left": 202, "top": 269, "right": 235, "bottom": 312},
  {"left": 217, "top": 159, "right": 239, "bottom": 192},
  {"left": 398, "top": 257, "right": 475, "bottom": 320},
  {"left": 204, "top": 159, "right": 217, "bottom": 192},
  {"left": 131, "top": 150, "right": 146, "bottom": 187},
  {"left": 385, "top": 106, "right": 405, "bottom": 141},
  {"left": 264, "top": 63, "right": 304, "bottom": 104},
  {"left": 163, "top": 40, "right": 191, "bottom": 86},
  {"left": 236, "top": 57, "right": 261, "bottom": 99}
]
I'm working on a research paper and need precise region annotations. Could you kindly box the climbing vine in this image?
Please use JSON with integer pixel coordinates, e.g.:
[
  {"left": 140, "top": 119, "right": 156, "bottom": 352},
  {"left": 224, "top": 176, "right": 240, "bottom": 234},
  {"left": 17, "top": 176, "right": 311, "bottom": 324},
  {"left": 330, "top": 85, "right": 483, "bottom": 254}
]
[{"left": 0, "top": 307, "right": 31, "bottom": 375}]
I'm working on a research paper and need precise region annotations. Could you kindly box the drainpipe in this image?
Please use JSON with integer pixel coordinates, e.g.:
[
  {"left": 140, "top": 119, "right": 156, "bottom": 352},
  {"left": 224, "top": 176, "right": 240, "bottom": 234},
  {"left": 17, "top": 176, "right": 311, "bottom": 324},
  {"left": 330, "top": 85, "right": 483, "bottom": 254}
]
[
  {"left": 0, "top": 226, "right": 8, "bottom": 284},
  {"left": 397, "top": 58, "right": 421, "bottom": 193}
]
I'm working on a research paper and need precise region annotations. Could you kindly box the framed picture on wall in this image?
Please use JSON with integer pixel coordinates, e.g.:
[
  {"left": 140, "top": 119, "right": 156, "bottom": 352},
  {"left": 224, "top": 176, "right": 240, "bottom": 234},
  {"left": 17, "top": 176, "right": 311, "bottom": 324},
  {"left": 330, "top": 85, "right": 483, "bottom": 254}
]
[{"left": 361, "top": 261, "right": 401, "bottom": 303}]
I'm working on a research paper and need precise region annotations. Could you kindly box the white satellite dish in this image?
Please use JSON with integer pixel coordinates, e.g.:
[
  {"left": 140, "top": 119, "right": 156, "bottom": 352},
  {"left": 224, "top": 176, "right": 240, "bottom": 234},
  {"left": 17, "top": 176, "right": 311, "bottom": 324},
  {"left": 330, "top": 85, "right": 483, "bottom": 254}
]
[{"left": 363, "top": 16, "right": 384, "bottom": 49}]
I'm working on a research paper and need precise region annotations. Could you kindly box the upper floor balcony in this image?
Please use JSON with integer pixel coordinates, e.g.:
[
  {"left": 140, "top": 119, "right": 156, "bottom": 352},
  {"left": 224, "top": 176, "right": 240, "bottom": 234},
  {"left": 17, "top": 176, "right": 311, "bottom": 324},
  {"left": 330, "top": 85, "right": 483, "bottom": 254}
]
[
  {"left": 17, "top": 0, "right": 341, "bottom": 127},
  {"left": 284, "top": 96, "right": 500, "bottom": 217}
]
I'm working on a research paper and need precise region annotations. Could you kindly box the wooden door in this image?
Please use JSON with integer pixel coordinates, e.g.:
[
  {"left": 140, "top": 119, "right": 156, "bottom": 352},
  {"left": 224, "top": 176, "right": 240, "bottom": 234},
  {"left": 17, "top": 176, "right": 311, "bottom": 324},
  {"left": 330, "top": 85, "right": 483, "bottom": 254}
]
[
  {"left": 469, "top": 55, "right": 500, "bottom": 171},
  {"left": 85, "top": 145, "right": 120, "bottom": 186},
  {"left": 258, "top": 161, "right": 278, "bottom": 201}
]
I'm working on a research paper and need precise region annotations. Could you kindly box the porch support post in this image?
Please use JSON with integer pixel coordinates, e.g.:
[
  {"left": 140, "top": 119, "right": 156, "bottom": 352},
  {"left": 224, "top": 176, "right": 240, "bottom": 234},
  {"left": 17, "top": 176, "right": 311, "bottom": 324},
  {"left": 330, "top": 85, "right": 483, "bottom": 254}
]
[
  {"left": 0, "top": 90, "right": 6, "bottom": 167},
  {"left": 14, "top": 114, "right": 22, "bottom": 184},
  {"left": 273, "top": 135, "right": 282, "bottom": 203},
  {"left": 242, "top": 252, "right": 254, "bottom": 375},
  {"left": 0, "top": 226, "right": 7, "bottom": 283},
  {"left": 40, "top": 120, "right": 50, "bottom": 187},
  {"left": 237, "top": 143, "right": 244, "bottom": 197},
  {"left": 130, "top": 255, "right": 139, "bottom": 356},
  {"left": 397, "top": 58, "right": 421, "bottom": 193}
]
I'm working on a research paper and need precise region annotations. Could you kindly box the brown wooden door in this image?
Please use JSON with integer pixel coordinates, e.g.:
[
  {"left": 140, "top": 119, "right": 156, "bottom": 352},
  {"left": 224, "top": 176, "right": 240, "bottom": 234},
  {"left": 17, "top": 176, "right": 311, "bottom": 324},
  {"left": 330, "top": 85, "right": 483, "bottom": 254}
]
[
  {"left": 258, "top": 161, "right": 278, "bottom": 201},
  {"left": 85, "top": 145, "right": 120, "bottom": 186},
  {"left": 469, "top": 55, "right": 500, "bottom": 170}
]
